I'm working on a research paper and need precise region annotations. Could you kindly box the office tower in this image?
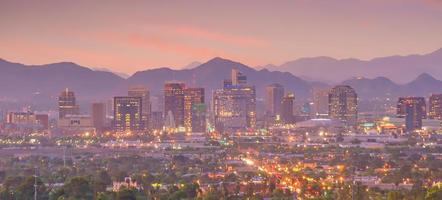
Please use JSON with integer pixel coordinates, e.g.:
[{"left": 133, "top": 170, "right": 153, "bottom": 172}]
[
  {"left": 328, "top": 85, "right": 358, "bottom": 127},
  {"left": 312, "top": 87, "right": 330, "bottom": 116},
  {"left": 150, "top": 111, "right": 164, "bottom": 130},
  {"left": 397, "top": 97, "right": 426, "bottom": 119},
  {"left": 429, "top": 94, "right": 442, "bottom": 120},
  {"left": 184, "top": 88, "right": 205, "bottom": 132},
  {"left": 91, "top": 102, "right": 106, "bottom": 131},
  {"left": 113, "top": 96, "right": 142, "bottom": 132},
  {"left": 164, "top": 83, "right": 185, "bottom": 128},
  {"left": 265, "top": 83, "right": 284, "bottom": 116},
  {"left": 397, "top": 97, "right": 426, "bottom": 131},
  {"left": 281, "top": 92, "right": 295, "bottom": 124},
  {"left": 58, "top": 88, "right": 79, "bottom": 119},
  {"left": 128, "top": 86, "right": 150, "bottom": 130},
  {"left": 213, "top": 69, "right": 256, "bottom": 132}
]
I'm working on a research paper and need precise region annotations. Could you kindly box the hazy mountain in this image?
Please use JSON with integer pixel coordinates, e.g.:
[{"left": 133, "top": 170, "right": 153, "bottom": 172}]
[
  {"left": 341, "top": 73, "right": 442, "bottom": 99},
  {"left": 0, "top": 58, "right": 124, "bottom": 102},
  {"left": 2, "top": 56, "right": 442, "bottom": 108},
  {"left": 273, "top": 48, "right": 442, "bottom": 83}
]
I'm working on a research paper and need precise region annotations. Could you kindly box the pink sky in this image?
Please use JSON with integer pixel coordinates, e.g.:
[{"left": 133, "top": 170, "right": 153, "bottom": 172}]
[{"left": 1, "top": 0, "right": 442, "bottom": 74}]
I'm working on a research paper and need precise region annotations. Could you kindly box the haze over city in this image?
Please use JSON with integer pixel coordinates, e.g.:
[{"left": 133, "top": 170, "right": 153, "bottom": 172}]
[{"left": 1, "top": 1, "right": 442, "bottom": 200}]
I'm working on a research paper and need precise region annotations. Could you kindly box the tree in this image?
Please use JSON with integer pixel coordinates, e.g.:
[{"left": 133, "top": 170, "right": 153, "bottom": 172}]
[
  {"left": 63, "top": 176, "right": 94, "bottom": 199},
  {"left": 93, "top": 170, "right": 112, "bottom": 193},
  {"left": 16, "top": 176, "right": 48, "bottom": 200},
  {"left": 425, "top": 186, "right": 442, "bottom": 200},
  {"left": 387, "top": 191, "right": 404, "bottom": 200},
  {"left": 116, "top": 188, "right": 137, "bottom": 200}
]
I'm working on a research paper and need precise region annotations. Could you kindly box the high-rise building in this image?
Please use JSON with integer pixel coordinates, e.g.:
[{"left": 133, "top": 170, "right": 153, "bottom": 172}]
[
  {"left": 312, "top": 87, "right": 330, "bottom": 116},
  {"left": 328, "top": 85, "right": 358, "bottom": 127},
  {"left": 213, "top": 69, "right": 256, "bottom": 132},
  {"left": 429, "top": 94, "right": 442, "bottom": 120},
  {"left": 191, "top": 103, "right": 207, "bottom": 133},
  {"left": 184, "top": 88, "right": 205, "bottom": 132},
  {"left": 265, "top": 83, "right": 284, "bottom": 116},
  {"left": 164, "top": 83, "right": 185, "bottom": 128},
  {"left": 397, "top": 97, "right": 426, "bottom": 119},
  {"left": 91, "top": 102, "right": 106, "bottom": 132},
  {"left": 150, "top": 111, "right": 164, "bottom": 130},
  {"left": 397, "top": 97, "right": 426, "bottom": 131},
  {"left": 58, "top": 88, "right": 79, "bottom": 119},
  {"left": 281, "top": 92, "right": 295, "bottom": 123},
  {"left": 128, "top": 86, "right": 150, "bottom": 130},
  {"left": 113, "top": 97, "right": 142, "bottom": 132}
]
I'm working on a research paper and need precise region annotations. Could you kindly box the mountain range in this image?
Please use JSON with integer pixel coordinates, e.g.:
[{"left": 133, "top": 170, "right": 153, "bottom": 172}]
[
  {"left": 268, "top": 48, "right": 442, "bottom": 83},
  {"left": 1, "top": 51, "right": 442, "bottom": 107}
]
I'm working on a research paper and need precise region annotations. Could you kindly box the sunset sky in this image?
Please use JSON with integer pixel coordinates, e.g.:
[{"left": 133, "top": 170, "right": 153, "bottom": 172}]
[{"left": 1, "top": 0, "right": 442, "bottom": 74}]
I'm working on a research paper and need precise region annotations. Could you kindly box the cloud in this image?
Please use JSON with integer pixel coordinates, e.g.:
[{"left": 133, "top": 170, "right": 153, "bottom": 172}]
[
  {"left": 172, "top": 25, "right": 269, "bottom": 48},
  {"left": 126, "top": 33, "right": 224, "bottom": 58}
]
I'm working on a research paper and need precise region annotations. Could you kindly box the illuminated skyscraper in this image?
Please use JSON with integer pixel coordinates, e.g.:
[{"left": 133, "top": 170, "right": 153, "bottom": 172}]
[
  {"left": 91, "top": 102, "right": 106, "bottom": 132},
  {"left": 213, "top": 69, "right": 256, "bottom": 132},
  {"left": 397, "top": 97, "right": 426, "bottom": 131},
  {"left": 184, "top": 87, "right": 205, "bottom": 132},
  {"left": 281, "top": 92, "right": 295, "bottom": 124},
  {"left": 113, "top": 96, "right": 142, "bottom": 132},
  {"left": 328, "top": 85, "right": 358, "bottom": 127},
  {"left": 164, "top": 83, "right": 185, "bottom": 128},
  {"left": 429, "top": 94, "right": 442, "bottom": 120},
  {"left": 128, "top": 86, "right": 150, "bottom": 130},
  {"left": 397, "top": 97, "right": 426, "bottom": 119},
  {"left": 312, "top": 87, "right": 330, "bottom": 116},
  {"left": 58, "top": 88, "right": 79, "bottom": 119},
  {"left": 265, "top": 83, "right": 284, "bottom": 116}
]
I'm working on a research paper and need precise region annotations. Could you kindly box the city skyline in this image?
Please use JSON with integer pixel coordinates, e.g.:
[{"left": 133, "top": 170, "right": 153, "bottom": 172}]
[{"left": 2, "top": 2, "right": 442, "bottom": 199}]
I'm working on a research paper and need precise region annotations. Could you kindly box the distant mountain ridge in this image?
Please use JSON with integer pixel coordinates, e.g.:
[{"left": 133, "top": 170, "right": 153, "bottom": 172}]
[
  {"left": 1, "top": 55, "right": 442, "bottom": 107},
  {"left": 271, "top": 48, "right": 442, "bottom": 83}
]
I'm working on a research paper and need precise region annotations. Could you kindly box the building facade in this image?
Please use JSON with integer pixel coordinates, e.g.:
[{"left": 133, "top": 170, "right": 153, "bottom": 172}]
[
  {"left": 128, "top": 86, "right": 150, "bottom": 130},
  {"left": 265, "top": 83, "right": 284, "bottom": 116},
  {"left": 213, "top": 69, "right": 256, "bottom": 132},
  {"left": 113, "top": 96, "right": 142, "bottom": 132},
  {"left": 164, "top": 83, "right": 185, "bottom": 129},
  {"left": 58, "top": 88, "right": 79, "bottom": 119},
  {"left": 312, "top": 87, "right": 330, "bottom": 116},
  {"left": 429, "top": 94, "right": 442, "bottom": 120},
  {"left": 397, "top": 97, "right": 426, "bottom": 131},
  {"left": 328, "top": 85, "right": 358, "bottom": 127},
  {"left": 397, "top": 97, "right": 426, "bottom": 119},
  {"left": 91, "top": 102, "right": 106, "bottom": 132},
  {"left": 281, "top": 92, "right": 295, "bottom": 124},
  {"left": 184, "top": 87, "right": 205, "bottom": 132}
]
